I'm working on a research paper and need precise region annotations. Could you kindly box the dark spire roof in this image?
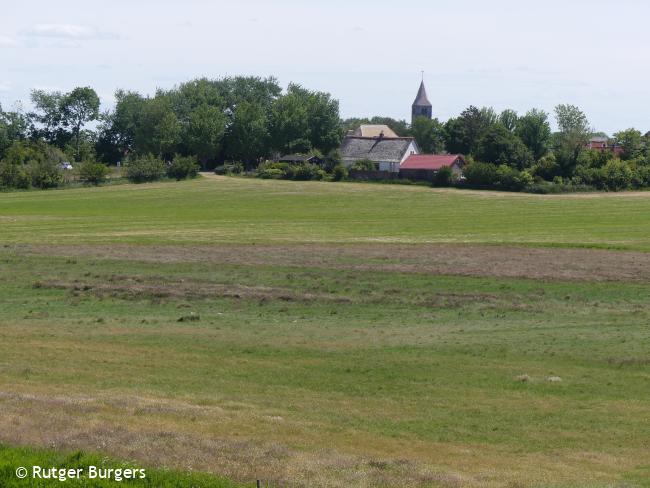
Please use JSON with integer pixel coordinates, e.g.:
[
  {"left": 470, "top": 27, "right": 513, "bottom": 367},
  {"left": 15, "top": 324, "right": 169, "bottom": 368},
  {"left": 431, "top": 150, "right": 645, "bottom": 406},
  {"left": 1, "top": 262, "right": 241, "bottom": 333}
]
[{"left": 412, "top": 81, "right": 432, "bottom": 107}]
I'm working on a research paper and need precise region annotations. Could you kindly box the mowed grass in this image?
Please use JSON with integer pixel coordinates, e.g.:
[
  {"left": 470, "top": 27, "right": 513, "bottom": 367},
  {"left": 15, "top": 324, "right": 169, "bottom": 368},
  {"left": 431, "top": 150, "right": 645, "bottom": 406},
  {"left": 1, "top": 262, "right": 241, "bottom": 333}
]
[
  {"left": 0, "top": 445, "right": 242, "bottom": 487},
  {"left": 1, "top": 177, "right": 650, "bottom": 487},
  {"left": 0, "top": 175, "right": 650, "bottom": 249}
]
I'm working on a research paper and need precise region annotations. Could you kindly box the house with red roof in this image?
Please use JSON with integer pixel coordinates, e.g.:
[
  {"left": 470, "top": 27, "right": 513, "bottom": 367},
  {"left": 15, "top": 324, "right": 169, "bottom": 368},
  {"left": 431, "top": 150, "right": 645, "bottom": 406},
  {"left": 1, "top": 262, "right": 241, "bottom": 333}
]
[{"left": 399, "top": 154, "right": 465, "bottom": 181}]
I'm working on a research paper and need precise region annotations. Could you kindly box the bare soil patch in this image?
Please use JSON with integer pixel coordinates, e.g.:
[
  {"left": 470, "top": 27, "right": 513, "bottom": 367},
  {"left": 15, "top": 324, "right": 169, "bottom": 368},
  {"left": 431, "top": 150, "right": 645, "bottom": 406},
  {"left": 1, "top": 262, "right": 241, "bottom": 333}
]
[
  {"left": 36, "top": 276, "right": 351, "bottom": 304},
  {"left": 16, "top": 243, "right": 650, "bottom": 282}
]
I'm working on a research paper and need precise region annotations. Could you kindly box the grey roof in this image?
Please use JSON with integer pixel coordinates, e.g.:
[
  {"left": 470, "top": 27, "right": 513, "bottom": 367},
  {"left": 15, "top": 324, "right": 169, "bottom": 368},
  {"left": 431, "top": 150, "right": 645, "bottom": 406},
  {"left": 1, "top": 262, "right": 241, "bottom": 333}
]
[
  {"left": 412, "top": 81, "right": 432, "bottom": 107},
  {"left": 340, "top": 137, "right": 415, "bottom": 164},
  {"left": 279, "top": 154, "right": 321, "bottom": 163}
]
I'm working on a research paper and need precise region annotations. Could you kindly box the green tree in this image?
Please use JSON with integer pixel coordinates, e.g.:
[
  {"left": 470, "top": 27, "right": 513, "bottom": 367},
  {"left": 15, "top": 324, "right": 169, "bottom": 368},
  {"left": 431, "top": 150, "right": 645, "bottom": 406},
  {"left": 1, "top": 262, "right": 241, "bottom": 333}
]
[
  {"left": 224, "top": 101, "right": 269, "bottom": 165},
  {"left": 474, "top": 124, "right": 533, "bottom": 169},
  {"left": 553, "top": 104, "right": 591, "bottom": 176},
  {"left": 445, "top": 106, "right": 496, "bottom": 155},
  {"left": 135, "top": 97, "right": 181, "bottom": 158},
  {"left": 62, "top": 87, "right": 100, "bottom": 161},
  {"left": 184, "top": 104, "right": 227, "bottom": 167},
  {"left": 411, "top": 117, "right": 445, "bottom": 153},
  {"left": 498, "top": 110, "right": 519, "bottom": 132},
  {"left": 516, "top": 109, "right": 551, "bottom": 161},
  {"left": 96, "top": 90, "right": 146, "bottom": 163},
  {"left": 29, "top": 89, "right": 69, "bottom": 147},
  {"left": 270, "top": 84, "right": 341, "bottom": 155},
  {"left": 613, "top": 128, "right": 643, "bottom": 160}
]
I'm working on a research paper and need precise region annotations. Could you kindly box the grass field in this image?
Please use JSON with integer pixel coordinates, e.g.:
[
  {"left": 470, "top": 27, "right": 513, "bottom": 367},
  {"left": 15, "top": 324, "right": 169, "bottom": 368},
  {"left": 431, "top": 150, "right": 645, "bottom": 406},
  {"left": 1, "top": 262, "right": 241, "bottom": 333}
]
[{"left": 0, "top": 176, "right": 649, "bottom": 487}]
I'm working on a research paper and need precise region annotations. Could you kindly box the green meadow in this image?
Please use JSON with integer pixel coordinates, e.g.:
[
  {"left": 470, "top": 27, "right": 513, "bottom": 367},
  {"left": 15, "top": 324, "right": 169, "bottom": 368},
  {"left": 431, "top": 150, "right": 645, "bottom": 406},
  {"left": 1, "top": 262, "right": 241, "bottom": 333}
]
[
  {"left": 0, "top": 176, "right": 649, "bottom": 487},
  {"left": 0, "top": 175, "right": 650, "bottom": 248}
]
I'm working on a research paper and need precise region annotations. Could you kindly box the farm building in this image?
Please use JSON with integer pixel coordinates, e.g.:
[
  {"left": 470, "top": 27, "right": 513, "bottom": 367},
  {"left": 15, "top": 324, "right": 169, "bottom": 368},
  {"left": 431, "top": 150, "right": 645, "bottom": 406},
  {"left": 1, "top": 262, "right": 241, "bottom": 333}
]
[
  {"left": 586, "top": 137, "right": 624, "bottom": 157},
  {"left": 399, "top": 154, "right": 465, "bottom": 180},
  {"left": 277, "top": 154, "right": 325, "bottom": 165},
  {"left": 352, "top": 125, "right": 399, "bottom": 138},
  {"left": 340, "top": 135, "right": 420, "bottom": 172}
]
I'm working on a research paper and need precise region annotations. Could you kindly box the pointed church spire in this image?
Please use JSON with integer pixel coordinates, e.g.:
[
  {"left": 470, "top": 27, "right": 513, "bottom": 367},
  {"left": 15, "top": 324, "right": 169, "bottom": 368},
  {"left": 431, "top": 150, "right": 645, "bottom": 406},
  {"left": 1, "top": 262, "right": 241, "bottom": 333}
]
[
  {"left": 413, "top": 80, "right": 432, "bottom": 107},
  {"left": 412, "top": 77, "right": 433, "bottom": 124}
]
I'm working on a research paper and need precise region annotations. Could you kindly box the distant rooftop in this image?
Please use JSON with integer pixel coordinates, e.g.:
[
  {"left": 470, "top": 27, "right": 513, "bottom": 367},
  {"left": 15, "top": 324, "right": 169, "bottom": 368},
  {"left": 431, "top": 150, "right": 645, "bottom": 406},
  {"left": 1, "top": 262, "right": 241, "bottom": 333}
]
[{"left": 353, "top": 125, "right": 399, "bottom": 138}]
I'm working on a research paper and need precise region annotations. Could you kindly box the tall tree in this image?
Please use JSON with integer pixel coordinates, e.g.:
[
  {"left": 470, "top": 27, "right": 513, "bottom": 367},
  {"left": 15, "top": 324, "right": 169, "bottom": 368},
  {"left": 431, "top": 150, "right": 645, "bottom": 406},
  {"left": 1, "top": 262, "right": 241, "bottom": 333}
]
[
  {"left": 29, "top": 89, "right": 68, "bottom": 147},
  {"left": 62, "top": 87, "right": 100, "bottom": 161},
  {"left": 498, "top": 109, "right": 519, "bottom": 132},
  {"left": 224, "top": 101, "right": 269, "bottom": 165},
  {"left": 474, "top": 124, "right": 533, "bottom": 169},
  {"left": 445, "top": 106, "right": 496, "bottom": 155},
  {"left": 184, "top": 104, "right": 227, "bottom": 167},
  {"left": 516, "top": 109, "right": 552, "bottom": 161},
  {"left": 270, "top": 84, "right": 341, "bottom": 155},
  {"left": 411, "top": 117, "right": 445, "bottom": 153},
  {"left": 613, "top": 128, "right": 643, "bottom": 160},
  {"left": 135, "top": 96, "right": 181, "bottom": 158},
  {"left": 96, "top": 90, "right": 146, "bottom": 163},
  {"left": 553, "top": 104, "right": 590, "bottom": 176}
]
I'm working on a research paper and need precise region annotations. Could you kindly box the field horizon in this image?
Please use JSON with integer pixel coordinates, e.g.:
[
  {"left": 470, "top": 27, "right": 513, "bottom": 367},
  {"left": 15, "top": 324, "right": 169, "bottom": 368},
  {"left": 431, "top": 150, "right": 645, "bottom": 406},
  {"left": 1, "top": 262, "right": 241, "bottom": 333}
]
[{"left": 1, "top": 176, "right": 649, "bottom": 487}]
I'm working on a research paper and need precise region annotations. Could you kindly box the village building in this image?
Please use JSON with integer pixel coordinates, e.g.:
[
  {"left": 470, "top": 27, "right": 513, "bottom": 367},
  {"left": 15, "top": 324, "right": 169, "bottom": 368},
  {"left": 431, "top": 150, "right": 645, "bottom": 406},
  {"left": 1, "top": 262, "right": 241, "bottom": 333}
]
[
  {"left": 586, "top": 137, "right": 624, "bottom": 157},
  {"left": 399, "top": 154, "right": 465, "bottom": 180},
  {"left": 277, "top": 153, "right": 325, "bottom": 165},
  {"left": 340, "top": 135, "right": 419, "bottom": 172},
  {"left": 352, "top": 124, "right": 399, "bottom": 138}
]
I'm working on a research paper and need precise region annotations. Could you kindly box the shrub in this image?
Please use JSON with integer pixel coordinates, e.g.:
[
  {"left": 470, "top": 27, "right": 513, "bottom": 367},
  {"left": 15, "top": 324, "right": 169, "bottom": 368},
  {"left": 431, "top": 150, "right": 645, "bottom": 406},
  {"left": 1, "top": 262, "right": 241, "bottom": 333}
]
[
  {"left": 258, "top": 168, "right": 285, "bottom": 179},
  {"left": 78, "top": 161, "right": 109, "bottom": 185},
  {"left": 600, "top": 159, "right": 633, "bottom": 191},
  {"left": 351, "top": 159, "right": 377, "bottom": 171},
  {"left": 125, "top": 154, "right": 166, "bottom": 183},
  {"left": 331, "top": 163, "right": 348, "bottom": 181},
  {"left": 167, "top": 155, "right": 199, "bottom": 180},
  {"left": 432, "top": 166, "right": 454, "bottom": 187},
  {"left": 214, "top": 162, "right": 244, "bottom": 175},
  {"left": 531, "top": 154, "right": 561, "bottom": 181},
  {"left": 0, "top": 160, "right": 31, "bottom": 189},
  {"left": 256, "top": 161, "right": 324, "bottom": 181},
  {"left": 463, "top": 161, "right": 500, "bottom": 187},
  {"left": 495, "top": 166, "right": 533, "bottom": 191}
]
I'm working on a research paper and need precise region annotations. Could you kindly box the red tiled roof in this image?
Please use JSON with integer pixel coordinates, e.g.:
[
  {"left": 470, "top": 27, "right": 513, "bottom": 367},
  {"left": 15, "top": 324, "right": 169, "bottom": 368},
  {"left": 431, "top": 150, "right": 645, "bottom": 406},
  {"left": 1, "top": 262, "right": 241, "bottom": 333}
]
[{"left": 401, "top": 154, "right": 464, "bottom": 170}]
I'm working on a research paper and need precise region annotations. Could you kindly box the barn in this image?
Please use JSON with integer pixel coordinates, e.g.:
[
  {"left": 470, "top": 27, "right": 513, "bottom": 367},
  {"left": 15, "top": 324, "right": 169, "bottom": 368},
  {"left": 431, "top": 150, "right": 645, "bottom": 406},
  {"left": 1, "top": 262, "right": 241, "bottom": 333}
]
[{"left": 399, "top": 154, "right": 465, "bottom": 181}]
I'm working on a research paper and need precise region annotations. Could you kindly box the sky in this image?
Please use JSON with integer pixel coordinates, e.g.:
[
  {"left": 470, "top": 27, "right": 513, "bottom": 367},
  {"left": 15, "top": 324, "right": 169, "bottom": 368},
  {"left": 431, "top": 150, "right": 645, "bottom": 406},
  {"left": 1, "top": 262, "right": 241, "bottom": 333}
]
[{"left": 1, "top": 0, "right": 648, "bottom": 134}]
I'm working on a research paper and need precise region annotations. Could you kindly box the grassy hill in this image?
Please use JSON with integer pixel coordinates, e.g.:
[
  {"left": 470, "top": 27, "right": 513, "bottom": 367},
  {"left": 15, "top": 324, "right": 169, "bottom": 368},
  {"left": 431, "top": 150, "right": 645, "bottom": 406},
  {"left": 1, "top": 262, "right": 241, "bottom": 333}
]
[
  {"left": 1, "top": 175, "right": 650, "bottom": 249},
  {"left": 0, "top": 176, "right": 649, "bottom": 487}
]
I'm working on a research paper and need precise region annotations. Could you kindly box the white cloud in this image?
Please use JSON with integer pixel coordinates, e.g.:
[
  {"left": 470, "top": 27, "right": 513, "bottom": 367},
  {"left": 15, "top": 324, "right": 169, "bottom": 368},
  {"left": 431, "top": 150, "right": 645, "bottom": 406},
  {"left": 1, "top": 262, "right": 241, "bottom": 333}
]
[
  {"left": 22, "top": 24, "right": 118, "bottom": 40},
  {"left": 0, "top": 81, "right": 12, "bottom": 92},
  {"left": 0, "top": 36, "right": 19, "bottom": 47}
]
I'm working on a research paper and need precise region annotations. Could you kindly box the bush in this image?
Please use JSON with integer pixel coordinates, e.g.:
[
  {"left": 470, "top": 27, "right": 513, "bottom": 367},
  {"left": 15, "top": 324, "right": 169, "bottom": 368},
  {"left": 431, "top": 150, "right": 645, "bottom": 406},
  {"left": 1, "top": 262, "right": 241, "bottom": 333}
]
[
  {"left": 463, "top": 162, "right": 500, "bottom": 187},
  {"left": 600, "top": 159, "right": 633, "bottom": 191},
  {"left": 432, "top": 166, "right": 454, "bottom": 187},
  {"left": 258, "top": 168, "right": 285, "bottom": 179},
  {"left": 331, "top": 163, "right": 348, "bottom": 181},
  {"left": 256, "top": 161, "right": 325, "bottom": 181},
  {"left": 531, "top": 155, "right": 561, "bottom": 181},
  {"left": 167, "top": 155, "right": 199, "bottom": 180},
  {"left": 0, "top": 160, "right": 31, "bottom": 189},
  {"left": 214, "top": 162, "right": 244, "bottom": 175},
  {"left": 78, "top": 161, "right": 109, "bottom": 185},
  {"left": 495, "top": 165, "right": 532, "bottom": 191},
  {"left": 351, "top": 159, "right": 377, "bottom": 171},
  {"left": 125, "top": 154, "right": 166, "bottom": 183}
]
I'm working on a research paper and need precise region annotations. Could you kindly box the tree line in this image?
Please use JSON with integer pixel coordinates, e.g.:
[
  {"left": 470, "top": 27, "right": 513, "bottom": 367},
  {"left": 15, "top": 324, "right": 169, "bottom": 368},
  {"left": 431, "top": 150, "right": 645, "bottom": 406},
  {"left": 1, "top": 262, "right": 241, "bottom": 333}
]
[
  {"left": 345, "top": 107, "right": 650, "bottom": 192},
  {"left": 1, "top": 75, "right": 649, "bottom": 192}
]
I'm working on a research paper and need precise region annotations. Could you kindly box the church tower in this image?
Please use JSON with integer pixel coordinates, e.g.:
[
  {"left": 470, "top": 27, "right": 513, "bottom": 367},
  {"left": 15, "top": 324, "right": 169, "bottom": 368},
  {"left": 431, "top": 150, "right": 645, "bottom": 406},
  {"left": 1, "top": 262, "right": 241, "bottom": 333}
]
[{"left": 411, "top": 80, "right": 432, "bottom": 124}]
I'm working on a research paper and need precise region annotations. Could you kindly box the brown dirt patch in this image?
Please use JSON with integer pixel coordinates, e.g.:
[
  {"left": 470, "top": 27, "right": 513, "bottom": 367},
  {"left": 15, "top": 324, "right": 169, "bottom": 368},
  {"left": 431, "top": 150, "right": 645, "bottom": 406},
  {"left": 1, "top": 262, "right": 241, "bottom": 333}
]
[
  {"left": 16, "top": 243, "right": 650, "bottom": 282},
  {"left": 35, "top": 276, "right": 351, "bottom": 303}
]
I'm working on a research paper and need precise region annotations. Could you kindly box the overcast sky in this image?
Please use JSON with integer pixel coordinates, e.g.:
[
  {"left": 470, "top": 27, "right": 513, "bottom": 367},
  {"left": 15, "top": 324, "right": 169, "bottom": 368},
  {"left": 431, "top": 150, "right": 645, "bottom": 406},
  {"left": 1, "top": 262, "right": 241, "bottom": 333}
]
[{"left": 1, "top": 0, "right": 648, "bottom": 134}]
